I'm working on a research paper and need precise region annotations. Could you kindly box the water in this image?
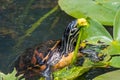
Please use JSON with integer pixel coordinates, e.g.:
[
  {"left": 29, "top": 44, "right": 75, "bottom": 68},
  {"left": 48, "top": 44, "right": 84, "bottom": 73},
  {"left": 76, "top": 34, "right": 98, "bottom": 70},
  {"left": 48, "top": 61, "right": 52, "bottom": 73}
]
[{"left": 0, "top": 0, "right": 73, "bottom": 73}]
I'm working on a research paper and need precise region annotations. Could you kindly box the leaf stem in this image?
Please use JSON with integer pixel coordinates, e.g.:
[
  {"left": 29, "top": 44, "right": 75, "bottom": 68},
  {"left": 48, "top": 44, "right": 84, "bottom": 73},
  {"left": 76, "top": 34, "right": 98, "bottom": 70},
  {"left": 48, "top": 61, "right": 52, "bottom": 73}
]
[
  {"left": 71, "top": 28, "right": 83, "bottom": 64},
  {"left": 14, "top": 5, "right": 59, "bottom": 48}
]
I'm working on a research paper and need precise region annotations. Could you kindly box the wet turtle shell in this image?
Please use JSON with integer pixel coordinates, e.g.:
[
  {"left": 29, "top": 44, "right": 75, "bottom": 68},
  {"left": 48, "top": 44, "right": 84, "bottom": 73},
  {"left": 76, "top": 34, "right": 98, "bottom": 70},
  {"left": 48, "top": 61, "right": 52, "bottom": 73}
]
[{"left": 15, "top": 40, "right": 59, "bottom": 77}]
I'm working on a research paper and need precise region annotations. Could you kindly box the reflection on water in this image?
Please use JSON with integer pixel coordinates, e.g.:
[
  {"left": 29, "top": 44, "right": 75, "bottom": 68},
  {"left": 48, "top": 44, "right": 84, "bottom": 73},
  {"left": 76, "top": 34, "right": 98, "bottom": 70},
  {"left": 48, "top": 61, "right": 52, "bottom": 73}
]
[{"left": 0, "top": 0, "right": 73, "bottom": 73}]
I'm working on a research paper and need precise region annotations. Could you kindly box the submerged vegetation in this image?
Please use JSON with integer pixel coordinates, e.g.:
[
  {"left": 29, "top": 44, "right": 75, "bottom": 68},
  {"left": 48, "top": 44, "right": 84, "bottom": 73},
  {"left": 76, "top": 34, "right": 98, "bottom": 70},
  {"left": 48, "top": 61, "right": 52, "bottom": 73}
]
[
  {"left": 15, "top": 5, "right": 59, "bottom": 47},
  {"left": 0, "top": 0, "right": 120, "bottom": 80}
]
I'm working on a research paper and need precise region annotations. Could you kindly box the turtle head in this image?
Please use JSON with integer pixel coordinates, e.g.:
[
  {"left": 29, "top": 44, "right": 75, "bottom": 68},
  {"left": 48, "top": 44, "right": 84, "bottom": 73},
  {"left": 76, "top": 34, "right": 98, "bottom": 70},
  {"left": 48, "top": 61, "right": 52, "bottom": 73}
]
[{"left": 61, "top": 20, "right": 80, "bottom": 55}]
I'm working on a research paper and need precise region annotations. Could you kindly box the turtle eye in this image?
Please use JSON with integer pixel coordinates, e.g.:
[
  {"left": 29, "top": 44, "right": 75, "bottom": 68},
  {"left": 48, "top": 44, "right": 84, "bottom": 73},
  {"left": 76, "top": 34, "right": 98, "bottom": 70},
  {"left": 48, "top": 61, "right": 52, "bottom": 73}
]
[{"left": 71, "top": 20, "right": 77, "bottom": 28}]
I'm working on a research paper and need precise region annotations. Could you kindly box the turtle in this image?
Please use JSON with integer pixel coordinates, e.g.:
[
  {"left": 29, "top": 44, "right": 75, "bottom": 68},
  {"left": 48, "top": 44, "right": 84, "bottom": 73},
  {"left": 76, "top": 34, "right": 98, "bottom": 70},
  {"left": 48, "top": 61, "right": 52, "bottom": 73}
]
[
  {"left": 14, "top": 19, "right": 108, "bottom": 80},
  {"left": 15, "top": 20, "right": 80, "bottom": 80}
]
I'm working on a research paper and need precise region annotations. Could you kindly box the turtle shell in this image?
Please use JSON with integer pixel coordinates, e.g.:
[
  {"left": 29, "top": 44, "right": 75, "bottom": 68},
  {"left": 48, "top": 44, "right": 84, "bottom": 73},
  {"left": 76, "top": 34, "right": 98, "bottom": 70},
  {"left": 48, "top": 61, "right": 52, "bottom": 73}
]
[{"left": 15, "top": 40, "right": 60, "bottom": 79}]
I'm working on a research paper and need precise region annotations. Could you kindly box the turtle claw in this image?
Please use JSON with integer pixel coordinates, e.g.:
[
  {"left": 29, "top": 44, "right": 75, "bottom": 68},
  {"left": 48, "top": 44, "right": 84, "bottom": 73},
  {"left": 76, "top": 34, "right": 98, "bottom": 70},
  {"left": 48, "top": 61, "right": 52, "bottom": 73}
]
[
  {"left": 45, "top": 75, "right": 53, "bottom": 80},
  {"left": 42, "top": 65, "right": 53, "bottom": 80},
  {"left": 64, "top": 53, "right": 69, "bottom": 57}
]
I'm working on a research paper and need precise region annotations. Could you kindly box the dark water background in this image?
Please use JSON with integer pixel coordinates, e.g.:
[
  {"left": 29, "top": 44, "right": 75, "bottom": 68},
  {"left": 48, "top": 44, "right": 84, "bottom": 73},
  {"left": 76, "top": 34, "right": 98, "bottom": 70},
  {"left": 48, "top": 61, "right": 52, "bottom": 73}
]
[{"left": 0, "top": 0, "right": 73, "bottom": 73}]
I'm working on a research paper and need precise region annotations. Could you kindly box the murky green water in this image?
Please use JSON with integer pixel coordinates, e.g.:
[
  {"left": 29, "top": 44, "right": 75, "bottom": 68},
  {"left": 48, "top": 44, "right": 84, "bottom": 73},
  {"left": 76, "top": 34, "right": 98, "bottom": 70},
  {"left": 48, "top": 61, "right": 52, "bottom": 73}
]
[{"left": 0, "top": 0, "right": 73, "bottom": 73}]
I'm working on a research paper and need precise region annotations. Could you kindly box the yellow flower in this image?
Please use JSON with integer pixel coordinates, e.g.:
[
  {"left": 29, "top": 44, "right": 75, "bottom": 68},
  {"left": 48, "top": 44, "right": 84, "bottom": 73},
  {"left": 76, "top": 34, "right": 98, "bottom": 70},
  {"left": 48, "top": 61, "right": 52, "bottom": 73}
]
[
  {"left": 80, "top": 41, "right": 86, "bottom": 48},
  {"left": 77, "top": 18, "right": 88, "bottom": 26}
]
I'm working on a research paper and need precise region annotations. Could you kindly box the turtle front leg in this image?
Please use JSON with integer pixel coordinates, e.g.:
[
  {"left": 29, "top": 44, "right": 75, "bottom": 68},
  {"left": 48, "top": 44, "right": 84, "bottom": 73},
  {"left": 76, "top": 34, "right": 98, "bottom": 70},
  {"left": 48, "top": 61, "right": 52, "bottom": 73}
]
[{"left": 42, "top": 65, "right": 53, "bottom": 80}]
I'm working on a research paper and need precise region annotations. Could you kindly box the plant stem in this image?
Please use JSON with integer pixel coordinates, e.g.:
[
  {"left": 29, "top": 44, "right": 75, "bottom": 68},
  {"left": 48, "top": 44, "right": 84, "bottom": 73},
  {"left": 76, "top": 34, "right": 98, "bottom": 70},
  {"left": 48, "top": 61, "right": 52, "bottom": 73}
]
[
  {"left": 18, "top": 0, "right": 35, "bottom": 31},
  {"left": 71, "top": 28, "right": 83, "bottom": 64},
  {"left": 14, "top": 5, "right": 59, "bottom": 48}
]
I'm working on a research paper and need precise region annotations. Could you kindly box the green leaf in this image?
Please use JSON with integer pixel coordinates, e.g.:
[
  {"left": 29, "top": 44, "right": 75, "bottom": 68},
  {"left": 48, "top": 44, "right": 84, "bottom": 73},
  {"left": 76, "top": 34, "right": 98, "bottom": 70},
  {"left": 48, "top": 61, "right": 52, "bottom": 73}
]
[
  {"left": 113, "top": 8, "right": 120, "bottom": 41},
  {"left": 93, "top": 70, "right": 120, "bottom": 80},
  {"left": 58, "top": 0, "right": 120, "bottom": 25},
  {"left": 81, "top": 18, "right": 112, "bottom": 43},
  {"left": 107, "top": 42, "right": 120, "bottom": 55},
  {"left": 53, "top": 66, "right": 90, "bottom": 80},
  {"left": 110, "top": 56, "right": 120, "bottom": 68},
  {"left": 0, "top": 69, "right": 25, "bottom": 80},
  {"left": 83, "top": 57, "right": 109, "bottom": 68}
]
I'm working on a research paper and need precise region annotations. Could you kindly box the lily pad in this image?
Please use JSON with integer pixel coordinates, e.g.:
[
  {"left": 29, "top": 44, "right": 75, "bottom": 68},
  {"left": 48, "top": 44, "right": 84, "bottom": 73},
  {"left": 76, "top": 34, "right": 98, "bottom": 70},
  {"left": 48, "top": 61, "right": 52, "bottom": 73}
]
[
  {"left": 59, "top": 0, "right": 120, "bottom": 25},
  {"left": 113, "top": 8, "right": 120, "bottom": 41},
  {"left": 107, "top": 42, "right": 120, "bottom": 55},
  {"left": 53, "top": 66, "right": 90, "bottom": 80},
  {"left": 110, "top": 56, "right": 120, "bottom": 68},
  {"left": 81, "top": 18, "right": 112, "bottom": 43},
  {"left": 93, "top": 70, "right": 120, "bottom": 80}
]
